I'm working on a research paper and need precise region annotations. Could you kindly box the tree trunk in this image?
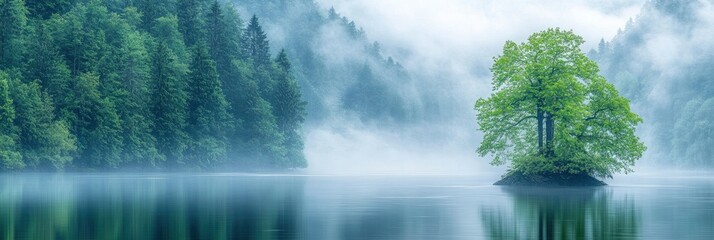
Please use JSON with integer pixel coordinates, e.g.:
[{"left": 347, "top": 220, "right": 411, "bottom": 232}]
[
  {"left": 537, "top": 108, "right": 544, "bottom": 154},
  {"left": 545, "top": 113, "right": 555, "bottom": 157}
]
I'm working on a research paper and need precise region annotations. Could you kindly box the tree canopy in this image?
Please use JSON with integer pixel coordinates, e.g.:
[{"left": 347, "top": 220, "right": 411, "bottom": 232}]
[
  {"left": 0, "top": 0, "right": 307, "bottom": 170},
  {"left": 475, "top": 28, "right": 646, "bottom": 178}
]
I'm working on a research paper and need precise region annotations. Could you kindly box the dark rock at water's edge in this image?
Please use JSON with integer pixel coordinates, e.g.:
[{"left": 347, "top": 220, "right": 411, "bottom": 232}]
[{"left": 494, "top": 171, "right": 606, "bottom": 186}]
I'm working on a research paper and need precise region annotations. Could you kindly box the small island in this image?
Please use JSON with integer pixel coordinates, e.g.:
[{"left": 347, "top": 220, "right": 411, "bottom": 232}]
[{"left": 475, "top": 28, "right": 646, "bottom": 186}]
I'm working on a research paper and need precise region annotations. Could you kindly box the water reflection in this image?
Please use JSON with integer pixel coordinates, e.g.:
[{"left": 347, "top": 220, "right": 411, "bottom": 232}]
[
  {"left": 482, "top": 187, "right": 639, "bottom": 240},
  {"left": 0, "top": 174, "right": 305, "bottom": 240},
  {"left": 2, "top": 174, "right": 713, "bottom": 239}
]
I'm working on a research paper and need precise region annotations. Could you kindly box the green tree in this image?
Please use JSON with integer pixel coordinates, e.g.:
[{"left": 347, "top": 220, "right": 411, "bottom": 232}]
[
  {"left": 229, "top": 60, "right": 285, "bottom": 166},
  {"left": 474, "top": 29, "right": 645, "bottom": 178},
  {"left": 25, "top": 0, "right": 75, "bottom": 19},
  {"left": 272, "top": 50, "right": 306, "bottom": 167},
  {"left": 205, "top": 1, "right": 242, "bottom": 89},
  {"left": 222, "top": 2, "right": 244, "bottom": 58},
  {"left": 176, "top": 0, "right": 203, "bottom": 47},
  {"left": 150, "top": 41, "right": 188, "bottom": 166},
  {"left": 23, "top": 21, "right": 72, "bottom": 115},
  {"left": 0, "top": 71, "right": 22, "bottom": 169},
  {"left": 10, "top": 79, "right": 76, "bottom": 169},
  {"left": 0, "top": 0, "right": 29, "bottom": 69},
  {"left": 243, "top": 15, "right": 271, "bottom": 68},
  {"left": 112, "top": 30, "right": 162, "bottom": 166},
  {"left": 152, "top": 15, "right": 190, "bottom": 66},
  {"left": 185, "top": 42, "right": 232, "bottom": 166},
  {"left": 136, "top": 0, "right": 175, "bottom": 30},
  {"left": 66, "top": 73, "right": 123, "bottom": 168},
  {"left": 52, "top": 1, "right": 111, "bottom": 77}
]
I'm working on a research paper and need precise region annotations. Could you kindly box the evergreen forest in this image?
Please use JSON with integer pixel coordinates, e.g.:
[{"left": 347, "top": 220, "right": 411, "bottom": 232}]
[{"left": 0, "top": 0, "right": 308, "bottom": 170}]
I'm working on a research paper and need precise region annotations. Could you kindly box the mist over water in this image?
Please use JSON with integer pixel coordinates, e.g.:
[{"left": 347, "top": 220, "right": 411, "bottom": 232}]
[{"left": 300, "top": 0, "right": 648, "bottom": 174}]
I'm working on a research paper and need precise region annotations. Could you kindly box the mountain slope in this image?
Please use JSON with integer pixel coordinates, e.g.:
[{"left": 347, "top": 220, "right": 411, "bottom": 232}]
[{"left": 591, "top": 0, "right": 714, "bottom": 166}]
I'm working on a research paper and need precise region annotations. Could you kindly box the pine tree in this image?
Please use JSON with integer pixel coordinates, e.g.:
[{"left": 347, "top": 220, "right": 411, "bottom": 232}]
[
  {"left": 24, "top": 0, "right": 75, "bottom": 19},
  {"left": 186, "top": 42, "right": 232, "bottom": 166},
  {"left": 151, "top": 41, "right": 189, "bottom": 166},
  {"left": 23, "top": 21, "right": 72, "bottom": 115},
  {"left": 152, "top": 15, "right": 191, "bottom": 67},
  {"left": 10, "top": 79, "right": 76, "bottom": 169},
  {"left": 137, "top": 0, "right": 175, "bottom": 30},
  {"left": 66, "top": 73, "right": 123, "bottom": 168},
  {"left": 272, "top": 50, "right": 307, "bottom": 167},
  {"left": 176, "top": 0, "right": 203, "bottom": 47},
  {"left": 113, "top": 30, "right": 162, "bottom": 166},
  {"left": 0, "top": 0, "right": 29, "bottom": 69},
  {"left": 243, "top": 15, "right": 271, "bottom": 69},
  {"left": 206, "top": 1, "right": 240, "bottom": 84},
  {"left": 0, "top": 72, "right": 14, "bottom": 135},
  {"left": 229, "top": 60, "right": 284, "bottom": 166},
  {"left": 0, "top": 71, "right": 22, "bottom": 169},
  {"left": 222, "top": 3, "right": 244, "bottom": 58},
  {"left": 53, "top": 1, "right": 111, "bottom": 76}
]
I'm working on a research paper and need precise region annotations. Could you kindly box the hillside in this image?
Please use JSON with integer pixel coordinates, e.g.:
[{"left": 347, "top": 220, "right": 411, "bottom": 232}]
[
  {"left": 234, "top": 0, "right": 422, "bottom": 124},
  {"left": 591, "top": 0, "right": 714, "bottom": 166},
  {"left": 0, "top": 0, "right": 309, "bottom": 170}
]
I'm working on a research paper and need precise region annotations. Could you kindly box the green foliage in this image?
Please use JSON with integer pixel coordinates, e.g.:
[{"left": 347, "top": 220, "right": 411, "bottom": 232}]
[
  {"left": 475, "top": 29, "right": 646, "bottom": 178},
  {"left": 229, "top": 60, "right": 285, "bottom": 166},
  {"left": 10, "top": 79, "right": 76, "bottom": 169},
  {"left": 25, "top": 0, "right": 75, "bottom": 19},
  {"left": 176, "top": 0, "right": 203, "bottom": 47},
  {"left": 66, "top": 73, "right": 123, "bottom": 168},
  {"left": 243, "top": 15, "right": 271, "bottom": 69},
  {"left": 151, "top": 15, "right": 190, "bottom": 67},
  {"left": 0, "top": 72, "right": 22, "bottom": 169},
  {"left": 185, "top": 42, "right": 232, "bottom": 166},
  {"left": 113, "top": 30, "right": 162, "bottom": 166},
  {"left": 0, "top": 72, "right": 15, "bottom": 134},
  {"left": 0, "top": 0, "right": 29, "bottom": 69},
  {"left": 23, "top": 21, "right": 72, "bottom": 114},
  {"left": 137, "top": 0, "right": 175, "bottom": 30},
  {"left": 0, "top": 0, "right": 308, "bottom": 170},
  {"left": 150, "top": 42, "right": 188, "bottom": 166},
  {"left": 272, "top": 50, "right": 307, "bottom": 167}
]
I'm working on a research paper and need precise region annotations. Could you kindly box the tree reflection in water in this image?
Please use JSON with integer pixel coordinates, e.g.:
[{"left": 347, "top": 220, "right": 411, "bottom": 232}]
[
  {"left": 482, "top": 187, "right": 639, "bottom": 240},
  {"left": 0, "top": 174, "right": 305, "bottom": 240}
]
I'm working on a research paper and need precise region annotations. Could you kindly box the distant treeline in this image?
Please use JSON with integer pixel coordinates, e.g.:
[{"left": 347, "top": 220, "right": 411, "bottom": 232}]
[
  {"left": 0, "top": 0, "right": 306, "bottom": 170},
  {"left": 589, "top": 0, "right": 714, "bottom": 167}
]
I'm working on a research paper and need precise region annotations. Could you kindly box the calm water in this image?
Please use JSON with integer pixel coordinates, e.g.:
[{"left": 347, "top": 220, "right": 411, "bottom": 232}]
[{"left": 0, "top": 173, "right": 713, "bottom": 239}]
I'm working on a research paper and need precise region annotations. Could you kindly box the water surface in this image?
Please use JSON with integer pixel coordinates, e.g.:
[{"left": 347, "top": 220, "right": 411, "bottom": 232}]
[{"left": 1, "top": 173, "right": 712, "bottom": 239}]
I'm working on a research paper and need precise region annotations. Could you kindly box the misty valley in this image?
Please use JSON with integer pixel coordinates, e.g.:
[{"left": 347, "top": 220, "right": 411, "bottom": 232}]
[{"left": 1, "top": 0, "right": 714, "bottom": 239}]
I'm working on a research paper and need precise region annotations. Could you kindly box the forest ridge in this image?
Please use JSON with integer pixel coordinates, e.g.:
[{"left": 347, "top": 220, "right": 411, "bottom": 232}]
[{"left": 0, "top": 0, "right": 307, "bottom": 170}]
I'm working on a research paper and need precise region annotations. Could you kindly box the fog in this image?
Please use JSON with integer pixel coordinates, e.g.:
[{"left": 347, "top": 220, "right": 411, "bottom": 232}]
[
  {"left": 301, "top": 0, "right": 647, "bottom": 174},
  {"left": 588, "top": 0, "right": 714, "bottom": 167}
]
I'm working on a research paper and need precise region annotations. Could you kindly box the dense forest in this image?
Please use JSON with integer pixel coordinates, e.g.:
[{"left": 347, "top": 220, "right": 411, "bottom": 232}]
[
  {"left": 590, "top": 0, "right": 714, "bottom": 167},
  {"left": 0, "top": 0, "right": 307, "bottom": 170}
]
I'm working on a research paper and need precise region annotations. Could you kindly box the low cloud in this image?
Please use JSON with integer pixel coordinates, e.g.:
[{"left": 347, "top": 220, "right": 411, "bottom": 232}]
[{"left": 303, "top": 0, "right": 645, "bottom": 174}]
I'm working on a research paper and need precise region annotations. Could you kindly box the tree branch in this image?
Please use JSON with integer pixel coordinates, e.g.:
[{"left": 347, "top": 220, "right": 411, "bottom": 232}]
[
  {"left": 503, "top": 115, "right": 537, "bottom": 131},
  {"left": 584, "top": 107, "right": 612, "bottom": 121}
]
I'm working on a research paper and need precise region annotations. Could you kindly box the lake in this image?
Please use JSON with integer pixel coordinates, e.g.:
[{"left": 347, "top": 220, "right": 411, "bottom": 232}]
[{"left": 0, "top": 173, "right": 712, "bottom": 239}]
